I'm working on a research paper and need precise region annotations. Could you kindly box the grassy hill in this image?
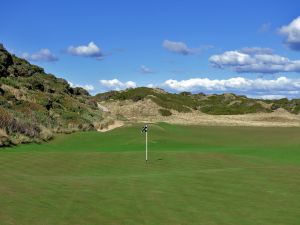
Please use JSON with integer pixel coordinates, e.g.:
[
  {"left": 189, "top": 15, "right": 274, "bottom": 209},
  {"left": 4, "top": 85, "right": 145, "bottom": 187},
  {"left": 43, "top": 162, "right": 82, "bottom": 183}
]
[
  {"left": 95, "top": 87, "right": 300, "bottom": 116},
  {"left": 0, "top": 44, "right": 103, "bottom": 146}
]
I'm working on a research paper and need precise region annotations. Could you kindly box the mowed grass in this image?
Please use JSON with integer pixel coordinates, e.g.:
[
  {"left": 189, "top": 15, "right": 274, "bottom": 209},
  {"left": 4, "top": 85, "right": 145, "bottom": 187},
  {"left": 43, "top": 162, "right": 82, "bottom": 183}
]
[{"left": 1, "top": 123, "right": 300, "bottom": 225}]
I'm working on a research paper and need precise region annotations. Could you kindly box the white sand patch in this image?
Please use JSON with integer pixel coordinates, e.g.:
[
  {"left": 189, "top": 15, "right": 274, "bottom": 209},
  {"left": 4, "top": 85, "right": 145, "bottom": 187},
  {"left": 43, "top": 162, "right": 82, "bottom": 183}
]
[{"left": 97, "top": 103, "right": 110, "bottom": 112}]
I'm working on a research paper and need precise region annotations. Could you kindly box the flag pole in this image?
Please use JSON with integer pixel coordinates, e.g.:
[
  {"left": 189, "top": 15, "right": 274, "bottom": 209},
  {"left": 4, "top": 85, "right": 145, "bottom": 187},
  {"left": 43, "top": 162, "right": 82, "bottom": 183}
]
[
  {"left": 142, "top": 124, "right": 148, "bottom": 163},
  {"left": 146, "top": 129, "right": 148, "bottom": 162}
]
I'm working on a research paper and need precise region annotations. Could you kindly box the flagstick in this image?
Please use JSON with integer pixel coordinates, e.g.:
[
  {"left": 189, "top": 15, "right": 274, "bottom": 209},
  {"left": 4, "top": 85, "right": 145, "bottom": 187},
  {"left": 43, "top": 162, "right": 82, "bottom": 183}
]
[{"left": 145, "top": 130, "right": 148, "bottom": 162}]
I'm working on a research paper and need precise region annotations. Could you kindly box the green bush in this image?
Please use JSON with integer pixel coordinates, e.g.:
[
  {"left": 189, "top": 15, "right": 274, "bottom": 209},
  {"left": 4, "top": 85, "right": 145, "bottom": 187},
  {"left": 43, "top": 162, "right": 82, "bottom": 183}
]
[
  {"left": 179, "top": 91, "right": 191, "bottom": 96},
  {"left": 0, "top": 77, "right": 19, "bottom": 88}
]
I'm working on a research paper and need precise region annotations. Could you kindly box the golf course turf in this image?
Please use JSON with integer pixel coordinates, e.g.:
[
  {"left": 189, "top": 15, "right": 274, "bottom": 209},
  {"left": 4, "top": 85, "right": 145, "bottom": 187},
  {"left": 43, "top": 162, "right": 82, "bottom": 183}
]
[{"left": 1, "top": 123, "right": 300, "bottom": 225}]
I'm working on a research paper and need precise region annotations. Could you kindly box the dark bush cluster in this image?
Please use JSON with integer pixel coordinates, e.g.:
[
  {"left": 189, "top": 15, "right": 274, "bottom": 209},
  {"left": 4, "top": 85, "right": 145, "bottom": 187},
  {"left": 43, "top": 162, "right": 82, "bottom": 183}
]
[
  {"left": 70, "top": 87, "right": 90, "bottom": 96},
  {"left": 0, "top": 44, "right": 13, "bottom": 77},
  {"left": 28, "top": 79, "right": 45, "bottom": 91}
]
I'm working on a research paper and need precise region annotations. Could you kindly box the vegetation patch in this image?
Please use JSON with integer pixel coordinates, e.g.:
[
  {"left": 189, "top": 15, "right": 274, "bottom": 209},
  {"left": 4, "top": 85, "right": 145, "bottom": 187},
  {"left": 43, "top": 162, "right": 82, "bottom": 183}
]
[{"left": 159, "top": 108, "right": 172, "bottom": 116}]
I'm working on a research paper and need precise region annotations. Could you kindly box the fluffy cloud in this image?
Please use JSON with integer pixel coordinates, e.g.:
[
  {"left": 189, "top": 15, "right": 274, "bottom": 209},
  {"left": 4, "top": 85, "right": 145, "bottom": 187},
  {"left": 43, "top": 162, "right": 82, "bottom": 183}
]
[
  {"left": 279, "top": 16, "right": 300, "bottom": 51},
  {"left": 146, "top": 84, "right": 155, "bottom": 88},
  {"left": 209, "top": 48, "right": 300, "bottom": 73},
  {"left": 162, "top": 76, "right": 300, "bottom": 99},
  {"left": 67, "top": 42, "right": 103, "bottom": 59},
  {"left": 162, "top": 40, "right": 195, "bottom": 55},
  {"left": 21, "top": 49, "right": 58, "bottom": 62},
  {"left": 99, "top": 79, "right": 136, "bottom": 90},
  {"left": 140, "top": 65, "right": 154, "bottom": 74},
  {"left": 68, "top": 81, "right": 94, "bottom": 91}
]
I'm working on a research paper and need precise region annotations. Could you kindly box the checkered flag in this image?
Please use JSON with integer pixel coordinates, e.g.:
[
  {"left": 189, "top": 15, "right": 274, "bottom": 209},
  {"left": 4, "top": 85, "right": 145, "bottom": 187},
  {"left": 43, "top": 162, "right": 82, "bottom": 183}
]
[{"left": 141, "top": 124, "right": 148, "bottom": 133}]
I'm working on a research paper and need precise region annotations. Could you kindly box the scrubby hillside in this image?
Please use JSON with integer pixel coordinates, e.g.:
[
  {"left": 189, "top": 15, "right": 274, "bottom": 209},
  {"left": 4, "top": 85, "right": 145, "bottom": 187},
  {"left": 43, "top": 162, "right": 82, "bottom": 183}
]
[{"left": 0, "top": 44, "right": 103, "bottom": 146}]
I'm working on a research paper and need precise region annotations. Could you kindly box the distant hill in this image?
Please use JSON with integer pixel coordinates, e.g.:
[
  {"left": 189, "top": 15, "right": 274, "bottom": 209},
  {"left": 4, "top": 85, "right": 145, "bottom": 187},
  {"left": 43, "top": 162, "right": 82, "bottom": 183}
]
[
  {"left": 0, "top": 44, "right": 103, "bottom": 146},
  {"left": 95, "top": 87, "right": 300, "bottom": 116}
]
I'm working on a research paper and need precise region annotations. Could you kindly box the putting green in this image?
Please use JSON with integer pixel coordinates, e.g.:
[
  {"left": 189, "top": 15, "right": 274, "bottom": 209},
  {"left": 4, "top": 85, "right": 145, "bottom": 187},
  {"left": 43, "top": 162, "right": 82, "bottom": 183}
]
[{"left": 1, "top": 123, "right": 300, "bottom": 225}]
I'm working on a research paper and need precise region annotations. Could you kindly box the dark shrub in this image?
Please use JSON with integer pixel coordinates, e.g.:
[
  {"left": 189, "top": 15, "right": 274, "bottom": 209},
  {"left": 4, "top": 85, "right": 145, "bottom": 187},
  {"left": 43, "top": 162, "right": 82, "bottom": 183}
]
[
  {"left": 0, "top": 44, "right": 13, "bottom": 77},
  {"left": 271, "top": 104, "right": 280, "bottom": 110},
  {"left": 72, "top": 87, "right": 90, "bottom": 96},
  {"left": 45, "top": 99, "right": 53, "bottom": 110},
  {"left": 0, "top": 87, "right": 4, "bottom": 95},
  {"left": 180, "top": 91, "right": 191, "bottom": 96},
  {"left": 159, "top": 108, "right": 172, "bottom": 116},
  {"left": 31, "top": 80, "right": 45, "bottom": 91},
  {"left": 131, "top": 95, "right": 143, "bottom": 102},
  {"left": 48, "top": 88, "right": 55, "bottom": 93}
]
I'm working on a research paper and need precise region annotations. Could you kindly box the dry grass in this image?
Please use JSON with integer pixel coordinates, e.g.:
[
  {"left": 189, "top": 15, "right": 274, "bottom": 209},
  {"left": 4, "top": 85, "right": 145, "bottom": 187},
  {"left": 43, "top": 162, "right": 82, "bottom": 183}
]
[{"left": 0, "top": 128, "right": 9, "bottom": 146}]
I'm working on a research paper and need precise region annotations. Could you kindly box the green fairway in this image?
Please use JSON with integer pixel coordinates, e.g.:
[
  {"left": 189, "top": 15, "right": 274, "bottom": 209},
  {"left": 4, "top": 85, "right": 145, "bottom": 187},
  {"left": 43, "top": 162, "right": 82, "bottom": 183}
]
[{"left": 1, "top": 123, "right": 300, "bottom": 225}]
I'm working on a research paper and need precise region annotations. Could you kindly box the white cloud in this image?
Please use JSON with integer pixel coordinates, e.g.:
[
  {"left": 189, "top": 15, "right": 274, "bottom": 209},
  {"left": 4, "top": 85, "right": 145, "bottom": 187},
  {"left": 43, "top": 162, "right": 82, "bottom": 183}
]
[
  {"left": 209, "top": 48, "right": 300, "bottom": 73},
  {"left": 279, "top": 16, "right": 300, "bottom": 51},
  {"left": 162, "top": 40, "right": 195, "bottom": 55},
  {"left": 256, "top": 95, "right": 286, "bottom": 100},
  {"left": 140, "top": 65, "right": 154, "bottom": 74},
  {"left": 162, "top": 76, "right": 300, "bottom": 98},
  {"left": 99, "top": 79, "right": 136, "bottom": 90},
  {"left": 67, "top": 42, "right": 103, "bottom": 59},
  {"left": 146, "top": 84, "right": 155, "bottom": 88},
  {"left": 68, "top": 81, "right": 94, "bottom": 91},
  {"left": 21, "top": 48, "right": 58, "bottom": 62},
  {"left": 210, "top": 51, "right": 254, "bottom": 67},
  {"left": 81, "top": 84, "right": 95, "bottom": 91}
]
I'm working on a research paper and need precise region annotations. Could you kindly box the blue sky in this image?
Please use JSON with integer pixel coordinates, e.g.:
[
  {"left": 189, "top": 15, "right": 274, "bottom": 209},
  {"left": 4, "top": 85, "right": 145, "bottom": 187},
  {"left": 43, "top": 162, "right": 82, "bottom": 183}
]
[{"left": 1, "top": 0, "right": 300, "bottom": 98}]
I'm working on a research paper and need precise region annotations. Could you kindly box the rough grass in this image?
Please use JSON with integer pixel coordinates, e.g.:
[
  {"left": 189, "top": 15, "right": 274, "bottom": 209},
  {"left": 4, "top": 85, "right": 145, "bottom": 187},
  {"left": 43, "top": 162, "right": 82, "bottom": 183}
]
[{"left": 1, "top": 123, "right": 300, "bottom": 225}]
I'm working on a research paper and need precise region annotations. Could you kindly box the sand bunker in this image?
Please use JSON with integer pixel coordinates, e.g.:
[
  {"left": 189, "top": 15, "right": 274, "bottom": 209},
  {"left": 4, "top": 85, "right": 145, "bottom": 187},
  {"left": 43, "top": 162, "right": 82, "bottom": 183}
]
[{"left": 97, "top": 120, "right": 124, "bottom": 132}]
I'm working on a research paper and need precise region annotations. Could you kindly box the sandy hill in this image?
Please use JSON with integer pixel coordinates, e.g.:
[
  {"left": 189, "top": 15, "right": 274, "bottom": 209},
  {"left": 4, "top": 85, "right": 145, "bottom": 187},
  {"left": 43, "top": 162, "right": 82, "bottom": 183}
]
[{"left": 95, "top": 87, "right": 300, "bottom": 127}]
